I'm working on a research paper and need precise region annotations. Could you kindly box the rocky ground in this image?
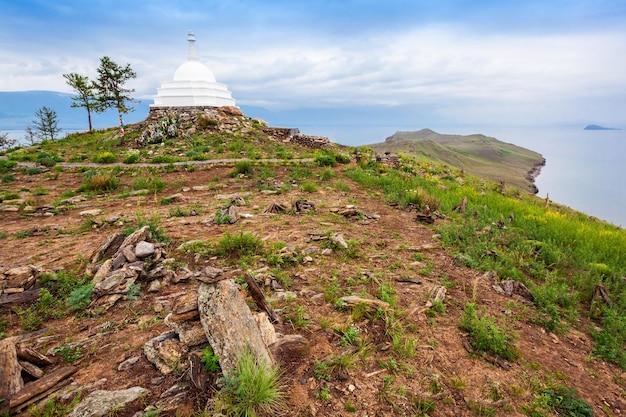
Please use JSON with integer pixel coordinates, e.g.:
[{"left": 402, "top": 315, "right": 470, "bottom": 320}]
[{"left": 1, "top": 160, "right": 625, "bottom": 416}]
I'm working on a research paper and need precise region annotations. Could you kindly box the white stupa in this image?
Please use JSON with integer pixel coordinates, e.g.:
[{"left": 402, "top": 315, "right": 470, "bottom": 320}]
[{"left": 152, "top": 31, "right": 236, "bottom": 107}]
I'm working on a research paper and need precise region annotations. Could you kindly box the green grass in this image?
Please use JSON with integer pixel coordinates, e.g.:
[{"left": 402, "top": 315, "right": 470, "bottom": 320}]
[
  {"left": 215, "top": 231, "right": 264, "bottom": 258},
  {"left": 346, "top": 161, "right": 626, "bottom": 369},
  {"left": 217, "top": 347, "right": 285, "bottom": 417},
  {"left": 460, "top": 302, "right": 519, "bottom": 361}
]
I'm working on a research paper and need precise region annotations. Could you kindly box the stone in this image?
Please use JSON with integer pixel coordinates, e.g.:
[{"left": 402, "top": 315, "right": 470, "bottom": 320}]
[
  {"left": 198, "top": 280, "right": 273, "bottom": 375},
  {"left": 330, "top": 233, "right": 348, "bottom": 249},
  {"left": 164, "top": 312, "right": 206, "bottom": 347},
  {"left": 117, "top": 356, "right": 141, "bottom": 371},
  {"left": 5, "top": 265, "right": 39, "bottom": 289},
  {"left": 67, "top": 387, "right": 150, "bottom": 417},
  {"left": 79, "top": 209, "right": 102, "bottom": 217},
  {"left": 135, "top": 241, "right": 156, "bottom": 259},
  {"left": 91, "top": 259, "right": 113, "bottom": 285},
  {"left": 339, "top": 296, "right": 390, "bottom": 311},
  {"left": 253, "top": 312, "right": 277, "bottom": 346},
  {"left": 143, "top": 331, "right": 189, "bottom": 375},
  {"left": 116, "top": 226, "right": 152, "bottom": 257},
  {"left": 91, "top": 233, "right": 126, "bottom": 264},
  {"left": 147, "top": 280, "right": 162, "bottom": 292}
]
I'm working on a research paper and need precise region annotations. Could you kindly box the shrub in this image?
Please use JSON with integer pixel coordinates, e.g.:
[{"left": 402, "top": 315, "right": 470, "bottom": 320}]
[
  {"left": 217, "top": 347, "right": 285, "bottom": 417},
  {"left": 201, "top": 345, "right": 221, "bottom": 374},
  {"left": 79, "top": 173, "right": 120, "bottom": 192},
  {"left": 215, "top": 231, "right": 263, "bottom": 258},
  {"left": 132, "top": 176, "right": 166, "bottom": 194},
  {"left": 25, "top": 167, "right": 42, "bottom": 175},
  {"left": 314, "top": 151, "right": 337, "bottom": 167},
  {"left": 593, "top": 307, "right": 626, "bottom": 369},
  {"left": 460, "top": 302, "right": 519, "bottom": 361},
  {"left": 232, "top": 160, "right": 253, "bottom": 177},
  {"left": 36, "top": 152, "right": 62, "bottom": 167},
  {"left": 150, "top": 155, "right": 177, "bottom": 164},
  {"left": 91, "top": 151, "right": 117, "bottom": 164},
  {"left": 320, "top": 167, "right": 336, "bottom": 181},
  {"left": 300, "top": 181, "right": 318, "bottom": 193},
  {"left": 1, "top": 174, "right": 15, "bottom": 183},
  {"left": 123, "top": 153, "right": 140, "bottom": 164},
  {"left": 0, "top": 159, "right": 17, "bottom": 173},
  {"left": 67, "top": 284, "right": 94, "bottom": 310}
]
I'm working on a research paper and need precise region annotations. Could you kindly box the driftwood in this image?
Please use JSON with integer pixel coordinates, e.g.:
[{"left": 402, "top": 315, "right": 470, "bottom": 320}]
[
  {"left": 244, "top": 273, "right": 279, "bottom": 323},
  {"left": 10, "top": 366, "right": 77, "bottom": 411},
  {"left": 16, "top": 345, "right": 53, "bottom": 366},
  {"left": 454, "top": 196, "right": 468, "bottom": 213},
  {"left": 0, "top": 337, "right": 23, "bottom": 413},
  {"left": 0, "top": 288, "right": 40, "bottom": 308},
  {"left": 339, "top": 296, "right": 390, "bottom": 311},
  {"left": 19, "top": 361, "right": 44, "bottom": 379},
  {"left": 593, "top": 284, "right": 611, "bottom": 306}
]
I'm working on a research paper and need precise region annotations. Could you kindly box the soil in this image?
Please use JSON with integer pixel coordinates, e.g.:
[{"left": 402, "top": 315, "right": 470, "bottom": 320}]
[{"left": 1, "top": 161, "right": 625, "bottom": 417}]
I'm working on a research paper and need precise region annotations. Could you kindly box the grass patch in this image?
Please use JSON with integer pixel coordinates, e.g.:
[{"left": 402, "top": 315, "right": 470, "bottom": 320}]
[
  {"left": 216, "top": 347, "right": 285, "bottom": 417},
  {"left": 460, "top": 302, "right": 519, "bottom": 361},
  {"left": 215, "top": 231, "right": 264, "bottom": 258}
]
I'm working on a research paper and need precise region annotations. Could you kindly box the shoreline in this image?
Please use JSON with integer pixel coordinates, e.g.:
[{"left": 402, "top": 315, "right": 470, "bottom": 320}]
[{"left": 525, "top": 157, "right": 546, "bottom": 194}]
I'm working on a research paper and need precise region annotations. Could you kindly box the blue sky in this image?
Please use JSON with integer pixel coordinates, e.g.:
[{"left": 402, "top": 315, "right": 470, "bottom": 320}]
[{"left": 1, "top": 0, "right": 626, "bottom": 136}]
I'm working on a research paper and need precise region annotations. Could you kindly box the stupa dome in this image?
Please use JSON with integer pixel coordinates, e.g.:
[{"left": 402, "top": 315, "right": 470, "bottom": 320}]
[
  {"left": 152, "top": 31, "right": 236, "bottom": 108},
  {"left": 173, "top": 60, "right": 216, "bottom": 83}
]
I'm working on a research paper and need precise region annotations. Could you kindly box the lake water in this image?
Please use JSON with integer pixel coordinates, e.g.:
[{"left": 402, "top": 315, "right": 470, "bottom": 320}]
[{"left": 5, "top": 125, "right": 625, "bottom": 227}]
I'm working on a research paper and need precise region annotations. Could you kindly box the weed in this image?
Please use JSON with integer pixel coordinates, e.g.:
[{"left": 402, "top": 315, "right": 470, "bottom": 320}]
[
  {"left": 313, "top": 360, "right": 332, "bottom": 381},
  {"left": 132, "top": 176, "right": 166, "bottom": 193},
  {"left": 29, "top": 393, "right": 81, "bottom": 417},
  {"left": 216, "top": 347, "right": 285, "bottom": 417},
  {"left": 79, "top": 172, "right": 120, "bottom": 192},
  {"left": 345, "top": 399, "right": 357, "bottom": 412},
  {"left": 340, "top": 325, "right": 360, "bottom": 347},
  {"left": 460, "top": 302, "right": 519, "bottom": 361},
  {"left": 201, "top": 345, "right": 221, "bottom": 374},
  {"left": 92, "top": 151, "right": 117, "bottom": 163},
  {"left": 53, "top": 344, "right": 84, "bottom": 363},
  {"left": 300, "top": 181, "right": 318, "bottom": 193},
  {"left": 232, "top": 160, "right": 253, "bottom": 177},
  {"left": 286, "top": 305, "right": 311, "bottom": 330},
  {"left": 315, "top": 385, "right": 332, "bottom": 401},
  {"left": 67, "top": 284, "right": 94, "bottom": 310},
  {"left": 215, "top": 231, "right": 264, "bottom": 258},
  {"left": 412, "top": 396, "right": 436, "bottom": 416},
  {"left": 320, "top": 167, "right": 336, "bottom": 181}
]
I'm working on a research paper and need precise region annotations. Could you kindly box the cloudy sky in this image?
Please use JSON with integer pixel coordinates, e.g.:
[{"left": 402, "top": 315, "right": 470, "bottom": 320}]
[{"left": 1, "top": 0, "right": 626, "bottom": 135}]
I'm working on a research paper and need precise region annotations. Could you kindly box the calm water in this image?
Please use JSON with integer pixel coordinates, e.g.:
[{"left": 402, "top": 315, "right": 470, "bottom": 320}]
[{"left": 5, "top": 125, "right": 625, "bottom": 227}]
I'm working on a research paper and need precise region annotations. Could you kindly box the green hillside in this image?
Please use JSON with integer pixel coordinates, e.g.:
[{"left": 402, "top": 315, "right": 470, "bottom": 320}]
[{"left": 369, "top": 129, "right": 545, "bottom": 193}]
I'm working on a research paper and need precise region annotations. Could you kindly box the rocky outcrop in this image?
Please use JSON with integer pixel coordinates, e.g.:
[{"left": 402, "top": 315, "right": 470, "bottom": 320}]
[
  {"left": 198, "top": 279, "right": 274, "bottom": 375},
  {"left": 67, "top": 387, "right": 149, "bottom": 417}
]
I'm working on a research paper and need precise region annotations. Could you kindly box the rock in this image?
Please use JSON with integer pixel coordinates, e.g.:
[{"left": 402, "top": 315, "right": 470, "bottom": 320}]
[
  {"left": 147, "top": 280, "right": 162, "bottom": 292},
  {"left": 219, "top": 106, "right": 243, "bottom": 116},
  {"left": 67, "top": 387, "right": 150, "bottom": 417},
  {"left": 135, "top": 241, "right": 156, "bottom": 259},
  {"left": 295, "top": 199, "right": 315, "bottom": 214},
  {"left": 19, "top": 360, "right": 44, "bottom": 379},
  {"left": 117, "top": 356, "right": 141, "bottom": 371},
  {"left": 330, "top": 233, "right": 348, "bottom": 249},
  {"left": 338, "top": 296, "right": 390, "bottom": 311},
  {"left": 198, "top": 280, "right": 273, "bottom": 375},
  {"left": 164, "top": 312, "right": 206, "bottom": 347},
  {"left": 0, "top": 205, "right": 20, "bottom": 212},
  {"left": 79, "top": 209, "right": 102, "bottom": 217},
  {"left": 196, "top": 266, "right": 224, "bottom": 283},
  {"left": 143, "top": 331, "right": 188, "bottom": 375},
  {"left": 253, "top": 312, "right": 277, "bottom": 346},
  {"left": 91, "top": 233, "right": 126, "bottom": 264},
  {"left": 5, "top": 265, "right": 39, "bottom": 289},
  {"left": 301, "top": 246, "right": 320, "bottom": 256},
  {"left": 115, "top": 226, "right": 152, "bottom": 258}
]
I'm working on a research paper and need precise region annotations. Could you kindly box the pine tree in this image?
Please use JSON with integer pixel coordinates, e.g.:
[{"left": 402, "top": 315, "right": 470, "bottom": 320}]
[
  {"left": 31, "top": 106, "right": 61, "bottom": 141},
  {"left": 63, "top": 73, "right": 99, "bottom": 131},
  {"left": 93, "top": 56, "right": 137, "bottom": 144}
]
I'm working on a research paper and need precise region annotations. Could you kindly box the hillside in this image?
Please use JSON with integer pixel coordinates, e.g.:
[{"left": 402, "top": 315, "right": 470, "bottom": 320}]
[
  {"left": 1, "top": 110, "right": 626, "bottom": 417},
  {"left": 369, "top": 129, "right": 545, "bottom": 194}
]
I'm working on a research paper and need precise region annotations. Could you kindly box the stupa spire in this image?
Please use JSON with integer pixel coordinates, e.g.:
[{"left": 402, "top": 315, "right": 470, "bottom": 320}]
[{"left": 187, "top": 31, "right": 198, "bottom": 61}]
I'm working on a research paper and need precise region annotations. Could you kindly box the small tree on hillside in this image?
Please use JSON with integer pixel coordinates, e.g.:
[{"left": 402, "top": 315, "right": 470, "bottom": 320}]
[
  {"left": 31, "top": 106, "right": 61, "bottom": 141},
  {"left": 93, "top": 56, "right": 137, "bottom": 145},
  {"left": 63, "top": 72, "right": 99, "bottom": 131}
]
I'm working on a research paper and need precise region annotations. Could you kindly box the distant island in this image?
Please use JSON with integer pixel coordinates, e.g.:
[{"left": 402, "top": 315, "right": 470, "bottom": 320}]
[{"left": 584, "top": 124, "right": 621, "bottom": 130}]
